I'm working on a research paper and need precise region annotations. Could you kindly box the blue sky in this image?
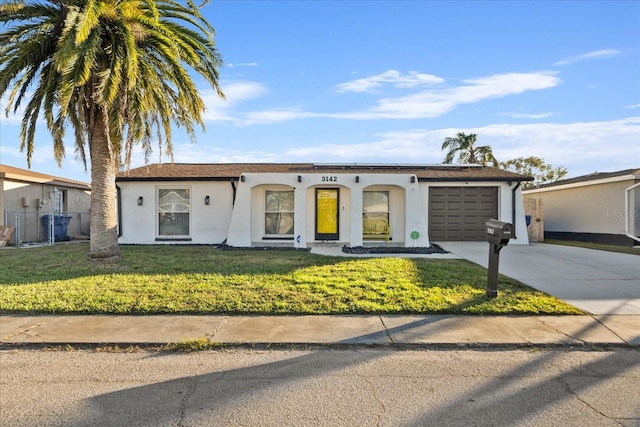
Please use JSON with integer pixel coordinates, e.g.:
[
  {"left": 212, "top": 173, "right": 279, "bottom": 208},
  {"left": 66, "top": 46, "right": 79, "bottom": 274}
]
[{"left": 1, "top": 0, "right": 639, "bottom": 183}]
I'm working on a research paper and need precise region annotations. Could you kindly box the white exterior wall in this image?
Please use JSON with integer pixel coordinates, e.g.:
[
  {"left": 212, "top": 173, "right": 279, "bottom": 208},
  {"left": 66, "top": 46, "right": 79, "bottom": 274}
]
[
  {"left": 118, "top": 180, "right": 233, "bottom": 244},
  {"left": 504, "top": 183, "right": 530, "bottom": 244},
  {"left": 303, "top": 185, "right": 352, "bottom": 245},
  {"left": 524, "top": 179, "right": 637, "bottom": 235},
  {"left": 425, "top": 181, "right": 530, "bottom": 245},
  {"left": 0, "top": 177, "right": 4, "bottom": 226},
  {"left": 250, "top": 183, "right": 299, "bottom": 244},
  {"left": 120, "top": 173, "right": 529, "bottom": 247},
  {"left": 227, "top": 172, "right": 429, "bottom": 248}
]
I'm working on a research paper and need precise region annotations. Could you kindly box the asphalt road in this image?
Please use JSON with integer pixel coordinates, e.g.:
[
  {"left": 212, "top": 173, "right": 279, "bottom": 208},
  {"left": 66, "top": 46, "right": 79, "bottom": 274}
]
[{"left": 1, "top": 348, "right": 639, "bottom": 426}]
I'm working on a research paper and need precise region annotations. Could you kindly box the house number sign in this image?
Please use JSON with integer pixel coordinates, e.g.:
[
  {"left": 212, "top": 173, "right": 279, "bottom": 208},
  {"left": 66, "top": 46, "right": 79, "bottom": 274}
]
[{"left": 321, "top": 176, "right": 338, "bottom": 182}]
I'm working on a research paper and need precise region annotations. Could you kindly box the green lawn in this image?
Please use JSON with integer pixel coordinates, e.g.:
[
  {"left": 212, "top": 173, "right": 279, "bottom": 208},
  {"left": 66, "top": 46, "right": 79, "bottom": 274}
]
[{"left": 0, "top": 243, "right": 583, "bottom": 315}]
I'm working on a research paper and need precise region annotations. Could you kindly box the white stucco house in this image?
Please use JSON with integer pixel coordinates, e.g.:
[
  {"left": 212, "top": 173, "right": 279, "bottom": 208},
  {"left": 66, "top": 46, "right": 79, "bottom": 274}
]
[
  {"left": 116, "top": 163, "right": 532, "bottom": 248},
  {"left": 523, "top": 168, "right": 640, "bottom": 246}
]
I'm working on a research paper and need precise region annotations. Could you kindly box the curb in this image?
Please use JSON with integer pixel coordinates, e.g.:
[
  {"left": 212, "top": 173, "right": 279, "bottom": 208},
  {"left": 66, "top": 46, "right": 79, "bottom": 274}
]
[{"left": 2, "top": 341, "right": 637, "bottom": 352}]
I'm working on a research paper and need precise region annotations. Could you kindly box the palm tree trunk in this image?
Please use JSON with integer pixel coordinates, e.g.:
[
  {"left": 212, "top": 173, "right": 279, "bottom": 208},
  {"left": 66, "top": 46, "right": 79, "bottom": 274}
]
[{"left": 88, "top": 108, "right": 122, "bottom": 259}]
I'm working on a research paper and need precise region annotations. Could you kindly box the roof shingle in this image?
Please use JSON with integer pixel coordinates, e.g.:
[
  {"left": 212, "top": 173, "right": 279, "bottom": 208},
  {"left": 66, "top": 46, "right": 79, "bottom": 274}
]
[{"left": 116, "top": 163, "right": 532, "bottom": 182}]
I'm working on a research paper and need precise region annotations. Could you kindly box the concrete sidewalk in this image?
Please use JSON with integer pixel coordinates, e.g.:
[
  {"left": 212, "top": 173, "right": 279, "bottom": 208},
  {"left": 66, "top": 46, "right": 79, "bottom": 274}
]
[{"left": 1, "top": 314, "right": 639, "bottom": 348}]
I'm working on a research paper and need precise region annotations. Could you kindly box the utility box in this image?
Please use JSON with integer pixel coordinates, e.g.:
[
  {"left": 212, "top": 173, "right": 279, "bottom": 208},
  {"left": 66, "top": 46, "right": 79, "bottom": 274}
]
[
  {"left": 486, "top": 219, "right": 514, "bottom": 246},
  {"left": 485, "top": 219, "right": 514, "bottom": 298}
]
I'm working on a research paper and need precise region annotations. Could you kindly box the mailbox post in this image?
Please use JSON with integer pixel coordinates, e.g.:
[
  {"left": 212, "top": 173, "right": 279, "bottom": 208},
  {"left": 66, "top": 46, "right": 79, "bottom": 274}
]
[{"left": 485, "top": 219, "right": 514, "bottom": 298}]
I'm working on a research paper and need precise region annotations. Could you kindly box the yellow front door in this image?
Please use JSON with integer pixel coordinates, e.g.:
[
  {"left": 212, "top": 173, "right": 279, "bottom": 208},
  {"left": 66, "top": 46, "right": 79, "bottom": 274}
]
[{"left": 315, "top": 188, "right": 339, "bottom": 240}]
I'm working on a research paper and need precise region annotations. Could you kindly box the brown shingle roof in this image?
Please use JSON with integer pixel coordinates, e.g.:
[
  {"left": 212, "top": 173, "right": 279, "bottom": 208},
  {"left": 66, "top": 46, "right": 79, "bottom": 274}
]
[{"left": 116, "top": 163, "right": 532, "bottom": 182}]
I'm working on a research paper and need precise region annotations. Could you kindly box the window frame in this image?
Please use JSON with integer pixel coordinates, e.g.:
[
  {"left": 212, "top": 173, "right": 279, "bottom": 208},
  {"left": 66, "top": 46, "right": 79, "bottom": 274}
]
[
  {"left": 264, "top": 189, "right": 295, "bottom": 238},
  {"left": 156, "top": 186, "right": 191, "bottom": 239},
  {"left": 363, "top": 190, "right": 390, "bottom": 239}
]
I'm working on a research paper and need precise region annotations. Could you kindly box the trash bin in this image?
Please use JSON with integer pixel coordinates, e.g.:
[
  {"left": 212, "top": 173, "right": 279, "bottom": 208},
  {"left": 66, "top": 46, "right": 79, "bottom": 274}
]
[{"left": 41, "top": 214, "right": 73, "bottom": 242}]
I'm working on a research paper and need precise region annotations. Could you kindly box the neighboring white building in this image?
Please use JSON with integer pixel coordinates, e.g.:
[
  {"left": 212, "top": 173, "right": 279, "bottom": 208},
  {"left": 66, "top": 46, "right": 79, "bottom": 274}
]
[
  {"left": 116, "top": 163, "right": 532, "bottom": 248},
  {"left": 523, "top": 168, "right": 640, "bottom": 246}
]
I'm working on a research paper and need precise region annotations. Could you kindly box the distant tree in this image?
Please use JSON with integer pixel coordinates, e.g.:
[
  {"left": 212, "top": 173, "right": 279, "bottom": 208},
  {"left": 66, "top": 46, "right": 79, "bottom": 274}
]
[
  {"left": 441, "top": 133, "right": 497, "bottom": 166},
  {"left": 0, "top": 0, "right": 224, "bottom": 259},
  {"left": 500, "top": 156, "right": 568, "bottom": 188}
]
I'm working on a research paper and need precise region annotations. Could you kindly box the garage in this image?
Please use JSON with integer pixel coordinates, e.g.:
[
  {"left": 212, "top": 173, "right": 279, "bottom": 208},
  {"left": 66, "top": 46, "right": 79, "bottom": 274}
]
[{"left": 429, "top": 186, "right": 498, "bottom": 241}]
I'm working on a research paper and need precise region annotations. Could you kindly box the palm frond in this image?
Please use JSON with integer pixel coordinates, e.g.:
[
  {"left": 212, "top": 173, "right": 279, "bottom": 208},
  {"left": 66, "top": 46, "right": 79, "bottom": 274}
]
[{"left": 1, "top": 0, "right": 224, "bottom": 171}]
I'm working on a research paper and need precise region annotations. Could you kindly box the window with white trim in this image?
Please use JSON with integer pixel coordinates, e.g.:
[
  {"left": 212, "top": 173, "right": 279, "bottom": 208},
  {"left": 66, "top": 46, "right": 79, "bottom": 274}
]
[
  {"left": 158, "top": 188, "right": 190, "bottom": 236},
  {"left": 265, "top": 190, "right": 294, "bottom": 236},
  {"left": 363, "top": 190, "right": 389, "bottom": 237}
]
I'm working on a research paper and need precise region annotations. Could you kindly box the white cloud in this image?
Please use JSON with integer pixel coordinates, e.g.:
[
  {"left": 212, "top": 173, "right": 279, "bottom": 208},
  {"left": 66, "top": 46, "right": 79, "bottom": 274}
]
[
  {"left": 172, "top": 145, "right": 280, "bottom": 164},
  {"left": 281, "top": 117, "right": 640, "bottom": 176},
  {"left": 333, "top": 72, "right": 561, "bottom": 120},
  {"left": 6, "top": 117, "right": 637, "bottom": 183},
  {"left": 227, "top": 62, "right": 259, "bottom": 68},
  {"left": 241, "top": 109, "right": 318, "bottom": 126},
  {"left": 335, "top": 70, "right": 444, "bottom": 93},
  {"left": 481, "top": 117, "right": 640, "bottom": 167},
  {"left": 0, "top": 141, "right": 90, "bottom": 179},
  {"left": 623, "top": 104, "right": 640, "bottom": 109},
  {"left": 501, "top": 112, "right": 557, "bottom": 119},
  {"left": 0, "top": 144, "right": 23, "bottom": 158},
  {"left": 239, "top": 71, "right": 562, "bottom": 124},
  {"left": 0, "top": 93, "right": 31, "bottom": 125},
  {"left": 120, "top": 140, "right": 285, "bottom": 170},
  {"left": 201, "top": 81, "right": 268, "bottom": 122},
  {"left": 285, "top": 129, "right": 446, "bottom": 164},
  {"left": 554, "top": 49, "right": 623, "bottom": 66},
  {"left": 1, "top": 81, "right": 269, "bottom": 126}
]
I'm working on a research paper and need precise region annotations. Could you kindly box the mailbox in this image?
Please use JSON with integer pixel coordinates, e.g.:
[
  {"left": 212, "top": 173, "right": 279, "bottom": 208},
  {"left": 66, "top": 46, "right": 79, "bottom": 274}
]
[
  {"left": 485, "top": 219, "right": 514, "bottom": 298},
  {"left": 486, "top": 219, "right": 513, "bottom": 246}
]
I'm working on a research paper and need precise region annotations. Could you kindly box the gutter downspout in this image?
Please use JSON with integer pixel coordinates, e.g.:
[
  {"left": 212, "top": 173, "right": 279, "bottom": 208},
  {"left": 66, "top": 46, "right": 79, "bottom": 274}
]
[
  {"left": 625, "top": 181, "right": 640, "bottom": 244},
  {"left": 230, "top": 179, "right": 237, "bottom": 205},
  {"left": 511, "top": 180, "right": 521, "bottom": 239},
  {"left": 116, "top": 185, "right": 122, "bottom": 237}
]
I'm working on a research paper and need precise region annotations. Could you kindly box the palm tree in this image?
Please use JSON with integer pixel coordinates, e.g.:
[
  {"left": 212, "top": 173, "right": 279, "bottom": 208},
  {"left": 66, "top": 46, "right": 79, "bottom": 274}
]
[
  {"left": 441, "top": 133, "right": 497, "bottom": 166},
  {"left": 0, "top": 0, "right": 224, "bottom": 259}
]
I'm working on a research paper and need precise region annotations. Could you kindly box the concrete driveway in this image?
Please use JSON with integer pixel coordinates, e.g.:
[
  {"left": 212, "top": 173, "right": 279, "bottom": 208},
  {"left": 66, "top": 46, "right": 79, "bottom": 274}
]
[{"left": 439, "top": 242, "right": 640, "bottom": 315}]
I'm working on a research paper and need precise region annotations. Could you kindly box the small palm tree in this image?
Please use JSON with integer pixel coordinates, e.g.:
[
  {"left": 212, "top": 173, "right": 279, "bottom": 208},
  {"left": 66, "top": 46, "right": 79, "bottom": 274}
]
[
  {"left": 1, "top": 0, "right": 224, "bottom": 259},
  {"left": 442, "top": 133, "right": 497, "bottom": 166}
]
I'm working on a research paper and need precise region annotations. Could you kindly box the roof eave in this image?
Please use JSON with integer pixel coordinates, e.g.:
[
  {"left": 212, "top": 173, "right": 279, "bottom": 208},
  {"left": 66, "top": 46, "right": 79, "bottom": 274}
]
[
  {"left": 419, "top": 176, "right": 533, "bottom": 182},
  {"left": 116, "top": 176, "right": 237, "bottom": 182}
]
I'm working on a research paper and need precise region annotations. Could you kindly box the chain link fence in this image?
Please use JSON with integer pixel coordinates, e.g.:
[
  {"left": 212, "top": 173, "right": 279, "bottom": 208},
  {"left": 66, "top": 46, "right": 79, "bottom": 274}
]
[{"left": 3, "top": 209, "right": 90, "bottom": 246}]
